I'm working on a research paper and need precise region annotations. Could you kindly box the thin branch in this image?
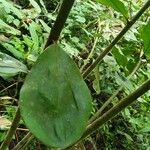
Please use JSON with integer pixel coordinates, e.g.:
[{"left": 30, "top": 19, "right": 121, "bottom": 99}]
[
  {"left": 12, "top": 132, "right": 33, "bottom": 150},
  {"left": 0, "top": 82, "right": 17, "bottom": 93},
  {"left": 53, "top": 0, "right": 63, "bottom": 13},
  {"left": 89, "top": 86, "right": 122, "bottom": 123},
  {"left": 44, "top": 0, "right": 76, "bottom": 48},
  {"left": 82, "top": 78, "right": 150, "bottom": 139},
  {"left": 82, "top": 0, "right": 150, "bottom": 78},
  {"left": 21, "top": 135, "right": 34, "bottom": 150},
  {"left": 89, "top": 57, "right": 142, "bottom": 123},
  {"left": 80, "top": 19, "right": 101, "bottom": 72},
  {"left": 65, "top": 78, "right": 150, "bottom": 150},
  {"left": 0, "top": 108, "right": 21, "bottom": 150}
]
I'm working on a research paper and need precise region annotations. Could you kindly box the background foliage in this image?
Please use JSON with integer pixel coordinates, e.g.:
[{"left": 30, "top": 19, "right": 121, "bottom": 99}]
[{"left": 0, "top": 0, "right": 150, "bottom": 149}]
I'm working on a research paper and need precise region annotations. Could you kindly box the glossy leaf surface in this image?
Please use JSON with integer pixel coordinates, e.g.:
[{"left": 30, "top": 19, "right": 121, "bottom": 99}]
[{"left": 20, "top": 44, "right": 92, "bottom": 148}]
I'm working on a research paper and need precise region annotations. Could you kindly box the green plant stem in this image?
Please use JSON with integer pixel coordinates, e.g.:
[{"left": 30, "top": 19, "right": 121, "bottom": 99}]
[
  {"left": 82, "top": 0, "right": 150, "bottom": 78},
  {"left": 53, "top": 0, "right": 63, "bottom": 13},
  {"left": 44, "top": 0, "right": 76, "bottom": 48},
  {"left": 83, "top": 78, "right": 150, "bottom": 139},
  {"left": 65, "top": 79, "right": 150, "bottom": 150},
  {"left": 20, "top": 134, "right": 34, "bottom": 150},
  {"left": 0, "top": 108, "right": 21, "bottom": 150},
  {"left": 12, "top": 132, "right": 33, "bottom": 150},
  {"left": 89, "top": 58, "right": 142, "bottom": 123},
  {"left": 80, "top": 19, "right": 101, "bottom": 72}
]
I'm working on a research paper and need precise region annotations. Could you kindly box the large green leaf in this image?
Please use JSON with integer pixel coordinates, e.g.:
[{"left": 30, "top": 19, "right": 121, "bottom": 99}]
[
  {"left": 0, "top": 52, "right": 27, "bottom": 78},
  {"left": 141, "top": 22, "right": 150, "bottom": 58},
  {"left": 20, "top": 44, "right": 92, "bottom": 148},
  {"left": 97, "top": 0, "right": 128, "bottom": 18}
]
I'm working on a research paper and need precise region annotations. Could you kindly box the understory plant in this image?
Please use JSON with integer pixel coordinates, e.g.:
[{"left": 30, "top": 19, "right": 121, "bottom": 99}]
[{"left": 0, "top": 0, "right": 150, "bottom": 149}]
